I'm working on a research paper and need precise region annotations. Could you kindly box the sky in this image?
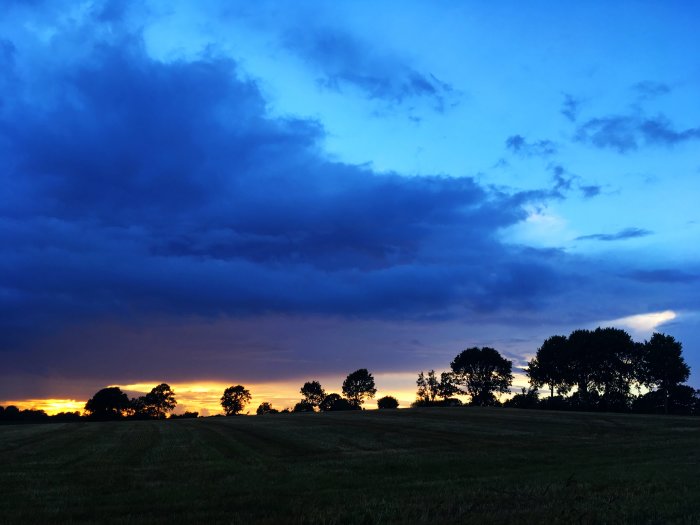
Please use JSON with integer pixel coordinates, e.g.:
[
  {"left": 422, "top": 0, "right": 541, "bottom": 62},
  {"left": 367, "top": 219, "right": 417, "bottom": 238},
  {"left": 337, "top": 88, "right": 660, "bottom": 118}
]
[{"left": 1, "top": 0, "right": 699, "bottom": 414}]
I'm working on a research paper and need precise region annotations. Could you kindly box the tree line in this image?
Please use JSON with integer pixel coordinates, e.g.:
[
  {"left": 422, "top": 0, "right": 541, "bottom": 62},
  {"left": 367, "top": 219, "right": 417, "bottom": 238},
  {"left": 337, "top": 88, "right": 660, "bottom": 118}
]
[
  {"left": 1, "top": 327, "right": 697, "bottom": 424},
  {"left": 411, "top": 328, "right": 699, "bottom": 415}
]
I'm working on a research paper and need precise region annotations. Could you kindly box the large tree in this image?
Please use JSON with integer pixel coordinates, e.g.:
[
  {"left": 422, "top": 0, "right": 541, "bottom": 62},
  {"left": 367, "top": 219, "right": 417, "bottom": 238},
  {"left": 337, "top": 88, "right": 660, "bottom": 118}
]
[
  {"left": 416, "top": 370, "right": 458, "bottom": 404},
  {"left": 341, "top": 369, "right": 377, "bottom": 407},
  {"left": 527, "top": 335, "right": 572, "bottom": 398},
  {"left": 319, "top": 393, "right": 358, "bottom": 412},
  {"left": 567, "top": 327, "right": 636, "bottom": 409},
  {"left": 640, "top": 333, "right": 690, "bottom": 414},
  {"left": 300, "top": 381, "right": 326, "bottom": 408},
  {"left": 84, "top": 387, "right": 131, "bottom": 419},
  {"left": 220, "top": 385, "right": 252, "bottom": 416},
  {"left": 144, "top": 383, "right": 177, "bottom": 418},
  {"left": 450, "top": 347, "right": 513, "bottom": 406}
]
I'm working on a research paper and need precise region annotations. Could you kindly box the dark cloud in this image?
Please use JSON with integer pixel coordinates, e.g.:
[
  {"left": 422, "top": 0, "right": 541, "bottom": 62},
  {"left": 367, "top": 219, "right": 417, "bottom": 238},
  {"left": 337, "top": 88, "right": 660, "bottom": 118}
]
[
  {"left": 575, "top": 228, "right": 652, "bottom": 242},
  {"left": 284, "top": 29, "right": 455, "bottom": 111},
  {"left": 0, "top": 20, "right": 568, "bottom": 355},
  {"left": 561, "top": 93, "right": 580, "bottom": 122},
  {"left": 633, "top": 81, "right": 671, "bottom": 99},
  {"left": 579, "top": 185, "right": 601, "bottom": 198},
  {"left": 624, "top": 269, "right": 699, "bottom": 283},
  {"left": 505, "top": 135, "right": 557, "bottom": 157},
  {"left": 575, "top": 114, "right": 700, "bottom": 153},
  {"left": 548, "top": 165, "right": 601, "bottom": 200}
]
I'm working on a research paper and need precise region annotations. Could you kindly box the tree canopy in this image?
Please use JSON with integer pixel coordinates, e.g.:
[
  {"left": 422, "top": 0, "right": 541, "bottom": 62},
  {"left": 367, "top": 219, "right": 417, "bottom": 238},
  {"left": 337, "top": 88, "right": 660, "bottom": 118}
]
[
  {"left": 84, "top": 387, "right": 131, "bottom": 419},
  {"left": 639, "top": 333, "right": 690, "bottom": 414},
  {"left": 342, "top": 369, "right": 377, "bottom": 407},
  {"left": 450, "top": 347, "right": 513, "bottom": 406},
  {"left": 527, "top": 335, "right": 571, "bottom": 398},
  {"left": 300, "top": 381, "right": 326, "bottom": 408},
  {"left": 377, "top": 396, "right": 399, "bottom": 409},
  {"left": 220, "top": 385, "right": 252, "bottom": 416}
]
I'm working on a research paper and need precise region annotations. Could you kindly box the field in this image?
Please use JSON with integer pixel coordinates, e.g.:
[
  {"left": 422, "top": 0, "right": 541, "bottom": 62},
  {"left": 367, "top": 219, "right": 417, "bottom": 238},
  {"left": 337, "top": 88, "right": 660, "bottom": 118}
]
[{"left": 1, "top": 408, "right": 699, "bottom": 524}]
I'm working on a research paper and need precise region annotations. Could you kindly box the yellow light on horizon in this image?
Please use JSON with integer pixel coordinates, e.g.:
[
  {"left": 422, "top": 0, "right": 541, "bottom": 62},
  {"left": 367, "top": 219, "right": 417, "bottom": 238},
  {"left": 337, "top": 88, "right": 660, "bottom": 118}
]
[{"left": 0, "top": 398, "right": 84, "bottom": 415}]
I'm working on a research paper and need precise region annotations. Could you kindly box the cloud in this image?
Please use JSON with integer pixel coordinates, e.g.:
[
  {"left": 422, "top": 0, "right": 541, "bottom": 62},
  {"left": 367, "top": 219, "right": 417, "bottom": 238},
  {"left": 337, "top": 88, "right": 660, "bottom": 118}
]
[
  {"left": 600, "top": 310, "right": 676, "bottom": 337},
  {"left": 624, "top": 269, "right": 700, "bottom": 283},
  {"left": 579, "top": 185, "right": 601, "bottom": 198},
  {"left": 505, "top": 135, "right": 557, "bottom": 157},
  {"left": 560, "top": 93, "right": 580, "bottom": 122},
  {"left": 548, "top": 165, "right": 601, "bottom": 199},
  {"left": 633, "top": 81, "right": 671, "bottom": 100},
  {"left": 0, "top": 11, "right": 572, "bottom": 355},
  {"left": 284, "top": 29, "right": 455, "bottom": 111},
  {"left": 575, "top": 228, "right": 652, "bottom": 242},
  {"left": 575, "top": 114, "right": 700, "bottom": 153}
]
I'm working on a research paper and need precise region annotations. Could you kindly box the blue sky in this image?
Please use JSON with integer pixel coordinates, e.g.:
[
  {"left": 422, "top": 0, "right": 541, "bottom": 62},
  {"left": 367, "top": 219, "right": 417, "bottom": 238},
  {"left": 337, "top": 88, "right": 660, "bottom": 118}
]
[{"left": 1, "top": 0, "right": 699, "bottom": 404}]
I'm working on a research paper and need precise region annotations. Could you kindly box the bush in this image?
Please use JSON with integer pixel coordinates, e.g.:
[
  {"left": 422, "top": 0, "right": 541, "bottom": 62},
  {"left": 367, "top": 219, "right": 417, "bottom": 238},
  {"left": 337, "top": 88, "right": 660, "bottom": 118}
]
[
  {"left": 377, "top": 396, "right": 399, "bottom": 409},
  {"left": 293, "top": 401, "right": 315, "bottom": 413}
]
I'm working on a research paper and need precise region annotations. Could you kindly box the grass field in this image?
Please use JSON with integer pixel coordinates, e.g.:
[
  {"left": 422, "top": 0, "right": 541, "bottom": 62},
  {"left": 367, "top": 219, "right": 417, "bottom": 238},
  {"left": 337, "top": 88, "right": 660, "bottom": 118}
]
[{"left": 1, "top": 408, "right": 699, "bottom": 524}]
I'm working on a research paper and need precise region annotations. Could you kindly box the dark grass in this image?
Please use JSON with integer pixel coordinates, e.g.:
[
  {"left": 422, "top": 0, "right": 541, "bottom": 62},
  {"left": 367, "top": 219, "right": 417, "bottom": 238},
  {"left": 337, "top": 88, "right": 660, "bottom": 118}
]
[{"left": 1, "top": 408, "right": 699, "bottom": 524}]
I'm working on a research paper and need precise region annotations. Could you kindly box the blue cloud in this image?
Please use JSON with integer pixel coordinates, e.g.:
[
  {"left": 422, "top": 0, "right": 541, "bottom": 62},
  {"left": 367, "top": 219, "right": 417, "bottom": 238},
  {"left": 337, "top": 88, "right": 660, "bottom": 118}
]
[
  {"left": 284, "top": 29, "right": 455, "bottom": 111},
  {"left": 575, "top": 228, "right": 652, "bottom": 242},
  {"left": 0, "top": 20, "right": 567, "bottom": 351},
  {"left": 575, "top": 114, "right": 700, "bottom": 153},
  {"left": 561, "top": 93, "right": 581, "bottom": 122},
  {"left": 625, "top": 269, "right": 699, "bottom": 283},
  {"left": 633, "top": 81, "right": 671, "bottom": 100},
  {"left": 505, "top": 135, "right": 557, "bottom": 157}
]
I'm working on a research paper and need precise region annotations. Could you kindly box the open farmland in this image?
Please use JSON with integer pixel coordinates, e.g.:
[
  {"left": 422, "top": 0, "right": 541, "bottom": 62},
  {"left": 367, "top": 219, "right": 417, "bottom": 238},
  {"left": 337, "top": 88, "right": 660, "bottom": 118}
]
[{"left": 1, "top": 408, "right": 699, "bottom": 524}]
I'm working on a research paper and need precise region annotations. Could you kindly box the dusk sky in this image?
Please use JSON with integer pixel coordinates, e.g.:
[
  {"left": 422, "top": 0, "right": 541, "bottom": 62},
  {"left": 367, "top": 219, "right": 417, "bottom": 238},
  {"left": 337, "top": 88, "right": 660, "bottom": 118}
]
[{"left": 2, "top": 1, "right": 699, "bottom": 414}]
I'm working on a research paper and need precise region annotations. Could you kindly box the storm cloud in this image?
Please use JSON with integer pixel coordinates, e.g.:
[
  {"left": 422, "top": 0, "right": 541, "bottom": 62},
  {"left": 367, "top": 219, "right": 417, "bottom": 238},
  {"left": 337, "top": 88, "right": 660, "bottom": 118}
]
[{"left": 0, "top": 11, "right": 568, "bottom": 356}]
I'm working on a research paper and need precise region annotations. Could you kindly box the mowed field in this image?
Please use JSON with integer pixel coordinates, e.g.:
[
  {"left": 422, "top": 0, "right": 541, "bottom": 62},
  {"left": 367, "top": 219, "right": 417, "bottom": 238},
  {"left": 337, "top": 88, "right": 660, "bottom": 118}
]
[{"left": 1, "top": 408, "right": 699, "bottom": 524}]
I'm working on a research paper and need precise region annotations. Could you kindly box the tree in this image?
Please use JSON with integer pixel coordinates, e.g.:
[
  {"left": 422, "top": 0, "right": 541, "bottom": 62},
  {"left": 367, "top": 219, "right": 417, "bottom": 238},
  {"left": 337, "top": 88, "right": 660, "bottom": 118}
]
[
  {"left": 503, "top": 387, "right": 539, "bottom": 409},
  {"left": 567, "top": 327, "right": 636, "bottom": 410},
  {"left": 527, "top": 335, "right": 572, "bottom": 398},
  {"left": 170, "top": 411, "right": 199, "bottom": 419},
  {"left": 319, "top": 393, "right": 358, "bottom": 412},
  {"left": 84, "top": 387, "right": 131, "bottom": 419},
  {"left": 377, "top": 396, "right": 399, "bottom": 409},
  {"left": 144, "top": 383, "right": 177, "bottom": 418},
  {"left": 342, "top": 369, "right": 377, "bottom": 407},
  {"left": 640, "top": 333, "right": 690, "bottom": 414},
  {"left": 300, "top": 381, "right": 326, "bottom": 408},
  {"left": 293, "top": 401, "right": 315, "bottom": 412},
  {"left": 450, "top": 347, "right": 513, "bottom": 406},
  {"left": 416, "top": 370, "right": 440, "bottom": 403},
  {"left": 132, "top": 383, "right": 178, "bottom": 419},
  {"left": 220, "top": 385, "right": 251, "bottom": 416},
  {"left": 256, "top": 402, "right": 278, "bottom": 415},
  {"left": 437, "top": 372, "right": 459, "bottom": 400}
]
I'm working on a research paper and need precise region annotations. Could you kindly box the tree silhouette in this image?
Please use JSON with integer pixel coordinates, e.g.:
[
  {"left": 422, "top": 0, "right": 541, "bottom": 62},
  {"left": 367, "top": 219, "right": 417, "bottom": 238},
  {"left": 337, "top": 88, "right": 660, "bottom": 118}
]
[
  {"left": 170, "top": 411, "right": 199, "bottom": 419},
  {"left": 300, "top": 381, "right": 326, "bottom": 408},
  {"left": 132, "top": 383, "right": 177, "bottom": 419},
  {"left": 416, "top": 370, "right": 440, "bottom": 403},
  {"left": 450, "top": 347, "right": 513, "bottom": 406},
  {"left": 319, "top": 393, "right": 358, "bottom": 411},
  {"left": 377, "top": 396, "right": 399, "bottom": 409},
  {"left": 342, "top": 369, "right": 377, "bottom": 407},
  {"left": 437, "top": 372, "right": 459, "bottom": 400},
  {"left": 84, "top": 387, "right": 131, "bottom": 419},
  {"left": 527, "top": 335, "right": 572, "bottom": 398},
  {"left": 256, "top": 402, "right": 278, "bottom": 415},
  {"left": 220, "top": 385, "right": 251, "bottom": 416},
  {"left": 567, "top": 328, "right": 636, "bottom": 410},
  {"left": 144, "top": 383, "right": 177, "bottom": 418},
  {"left": 293, "top": 401, "right": 315, "bottom": 412},
  {"left": 640, "top": 333, "right": 690, "bottom": 414}
]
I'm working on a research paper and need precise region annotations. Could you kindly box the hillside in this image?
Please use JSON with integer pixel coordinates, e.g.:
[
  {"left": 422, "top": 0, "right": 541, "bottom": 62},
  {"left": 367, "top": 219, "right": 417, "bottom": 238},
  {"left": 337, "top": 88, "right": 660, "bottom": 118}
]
[{"left": 1, "top": 408, "right": 699, "bottom": 524}]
